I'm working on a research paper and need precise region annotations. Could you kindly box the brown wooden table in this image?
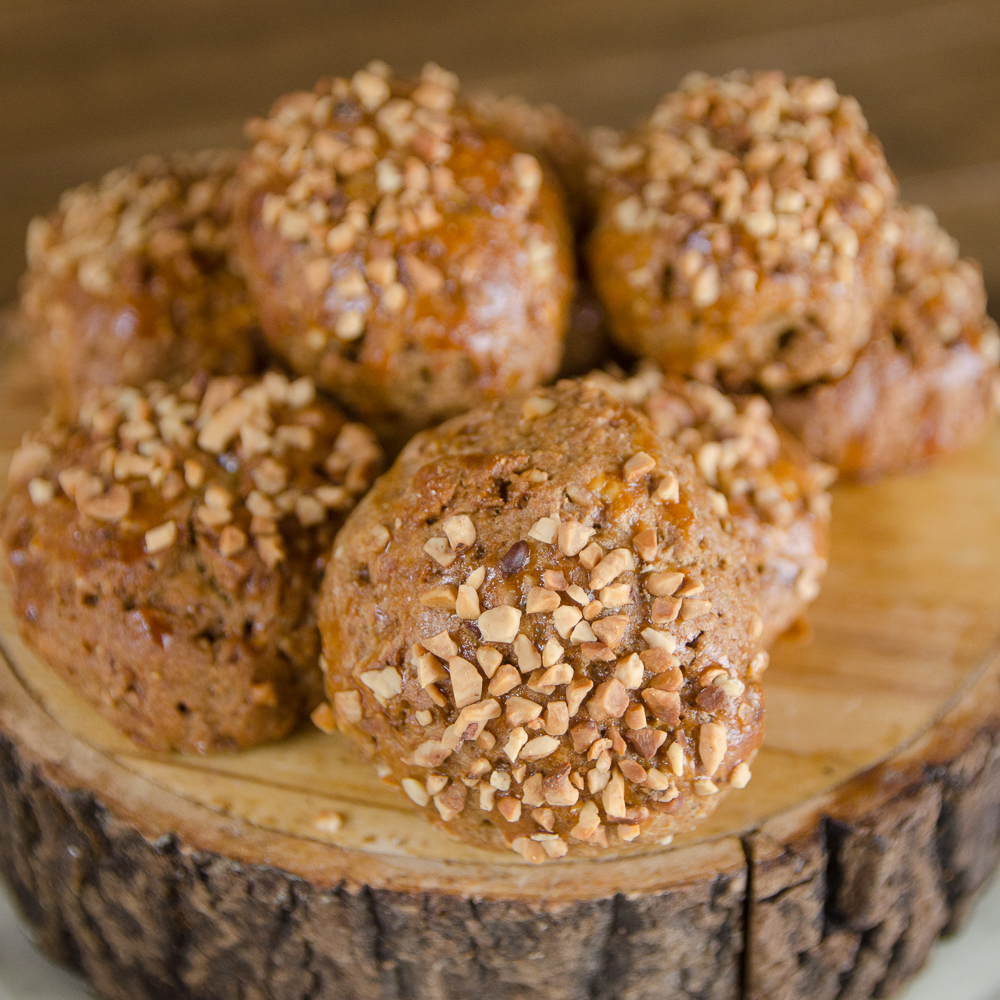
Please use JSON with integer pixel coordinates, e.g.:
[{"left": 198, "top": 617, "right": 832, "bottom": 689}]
[{"left": 2, "top": 0, "right": 1000, "bottom": 308}]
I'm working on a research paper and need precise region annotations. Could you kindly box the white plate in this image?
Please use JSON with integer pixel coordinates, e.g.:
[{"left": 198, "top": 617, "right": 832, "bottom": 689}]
[{"left": 2, "top": 874, "right": 1000, "bottom": 999}]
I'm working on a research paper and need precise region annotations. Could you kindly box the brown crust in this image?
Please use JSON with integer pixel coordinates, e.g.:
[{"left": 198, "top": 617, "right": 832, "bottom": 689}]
[
  {"left": 232, "top": 61, "right": 575, "bottom": 449},
  {"left": 586, "top": 363, "right": 833, "bottom": 645},
  {"left": 0, "top": 372, "right": 383, "bottom": 753},
  {"left": 585, "top": 71, "right": 898, "bottom": 391},
  {"left": 771, "top": 204, "right": 1000, "bottom": 477},
  {"left": 20, "top": 151, "right": 261, "bottom": 413},
  {"left": 319, "top": 380, "right": 764, "bottom": 861}
]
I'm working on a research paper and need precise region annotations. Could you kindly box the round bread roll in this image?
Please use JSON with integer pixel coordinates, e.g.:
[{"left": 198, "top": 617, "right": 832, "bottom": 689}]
[
  {"left": 586, "top": 363, "right": 834, "bottom": 645},
  {"left": 1, "top": 372, "right": 382, "bottom": 754},
  {"left": 586, "top": 71, "right": 899, "bottom": 391},
  {"left": 319, "top": 380, "right": 765, "bottom": 861},
  {"left": 467, "top": 90, "right": 589, "bottom": 221},
  {"left": 233, "top": 61, "right": 575, "bottom": 449},
  {"left": 771, "top": 204, "right": 1000, "bottom": 477},
  {"left": 21, "top": 151, "right": 260, "bottom": 413}
]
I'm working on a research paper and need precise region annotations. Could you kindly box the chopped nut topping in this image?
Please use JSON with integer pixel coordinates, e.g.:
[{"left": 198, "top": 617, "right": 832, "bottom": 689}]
[
  {"left": 566, "top": 677, "right": 593, "bottom": 716},
  {"left": 506, "top": 696, "right": 543, "bottom": 726},
  {"left": 402, "top": 777, "right": 430, "bottom": 806},
  {"left": 541, "top": 638, "right": 564, "bottom": 667},
  {"left": 434, "top": 781, "right": 467, "bottom": 821},
  {"left": 419, "top": 585, "right": 458, "bottom": 611},
  {"left": 614, "top": 652, "right": 644, "bottom": 690},
  {"left": 520, "top": 735, "right": 560, "bottom": 760},
  {"left": 531, "top": 807, "right": 555, "bottom": 831},
  {"left": 570, "top": 621, "right": 597, "bottom": 645},
  {"left": 423, "top": 631, "right": 457, "bottom": 659},
  {"left": 667, "top": 741, "right": 685, "bottom": 776},
  {"left": 557, "top": 519, "right": 595, "bottom": 556},
  {"left": 694, "top": 778, "right": 719, "bottom": 796},
  {"left": 528, "top": 517, "right": 559, "bottom": 544},
  {"left": 699, "top": 723, "right": 727, "bottom": 777},
  {"left": 645, "top": 572, "right": 684, "bottom": 598},
  {"left": 642, "top": 689, "right": 681, "bottom": 726},
  {"left": 542, "top": 569, "right": 568, "bottom": 591},
  {"left": 623, "top": 703, "right": 647, "bottom": 731},
  {"left": 447, "top": 656, "right": 483, "bottom": 709},
  {"left": 522, "top": 395, "right": 557, "bottom": 419},
  {"left": 599, "top": 583, "right": 632, "bottom": 608},
  {"left": 144, "top": 520, "right": 178, "bottom": 554},
  {"left": 675, "top": 578, "right": 704, "bottom": 598},
  {"left": 526, "top": 587, "right": 561, "bottom": 614},
  {"left": 587, "top": 678, "right": 629, "bottom": 721},
  {"left": 578, "top": 541, "right": 604, "bottom": 571},
  {"left": 565, "top": 584, "right": 590, "bottom": 605},
  {"left": 79, "top": 484, "right": 131, "bottom": 522},
  {"left": 311, "top": 702, "right": 337, "bottom": 734},
  {"left": 623, "top": 451, "right": 656, "bottom": 482},
  {"left": 602, "top": 768, "right": 627, "bottom": 819},
  {"left": 552, "top": 605, "right": 582, "bottom": 639},
  {"left": 589, "top": 548, "right": 635, "bottom": 591},
  {"left": 498, "top": 797, "right": 522, "bottom": 823},
  {"left": 442, "top": 514, "right": 476, "bottom": 551},
  {"left": 219, "top": 525, "right": 247, "bottom": 557},
  {"left": 475, "top": 645, "right": 502, "bottom": 676},
  {"left": 641, "top": 628, "right": 675, "bottom": 652},
  {"left": 632, "top": 528, "right": 658, "bottom": 562},
  {"left": 488, "top": 664, "right": 520, "bottom": 697},
  {"left": 653, "top": 473, "right": 680, "bottom": 503},
  {"left": 680, "top": 598, "right": 712, "bottom": 621},
  {"left": 499, "top": 540, "right": 530, "bottom": 577},
  {"left": 8, "top": 442, "right": 51, "bottom": 485},
  {"left": 591, "top": 615, "right": 628, "bottom": 648},
  {"left": 423, "top": 536, "right": 456, "bottom": 567},
  {"left": 651, "top": 596, "right": 682, "bottom": 624},
  {"left": 27, "top": 478, "right": 54, "bottom": 505},
  {"left": 570, "top": 800, "right": 602, "bottom": 841},
  {"left": 628, "top": 728, "right": 667, "bottom": 759},
  {"left": 466, "top": 566, "right": 486, "bottom": 589},
  {"left": 477, "top": 606, "right": 521, "bottom": 643},
  {"left": 455, "top": 584, "right": 480, "bottom": 620},
  {"left": 513, "top": 634, "right": 541, "bottom": 673},
  {"left": 619, "top": 759, "right": 647, "bottom": 785},
  {"left": 543, "top": 701, "right": 569, "bottom": 736},
  {"left": 731, "top": 762, "right": 752, "bottom": 789},
  {"left": 503, "top": 726, "right": 529, "bottom": 762},
  {"left": 360, "top": 666, "right": 403, "bottom": 704}
]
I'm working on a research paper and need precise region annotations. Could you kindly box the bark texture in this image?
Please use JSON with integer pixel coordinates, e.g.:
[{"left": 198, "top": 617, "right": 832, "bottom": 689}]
[
  {"left": 0, "top": 732, "right": 744, "bottom": 1000},
  {"left": 2, "top": 678, "right": 1000, "bottom": 1000}
]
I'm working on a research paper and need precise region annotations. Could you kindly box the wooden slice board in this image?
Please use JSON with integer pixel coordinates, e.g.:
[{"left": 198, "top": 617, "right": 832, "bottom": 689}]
[{"left": 2, "top": 328, "right": 1000, "bottom": 1000}]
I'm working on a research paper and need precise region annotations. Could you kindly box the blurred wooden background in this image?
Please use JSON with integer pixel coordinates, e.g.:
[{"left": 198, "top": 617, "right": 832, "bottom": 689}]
[{"left": 2, "top": 0, "right": 999, "bottom": 308}]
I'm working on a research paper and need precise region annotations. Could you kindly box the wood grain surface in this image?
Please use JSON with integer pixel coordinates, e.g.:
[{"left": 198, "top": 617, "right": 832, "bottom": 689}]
[{"left": 2, "top": 0, "right": 1000, "bottom": 307}]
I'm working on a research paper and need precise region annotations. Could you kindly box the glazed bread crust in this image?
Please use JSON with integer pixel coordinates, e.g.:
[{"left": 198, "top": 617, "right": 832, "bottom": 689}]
[
  {"left": 233, "top": 61, "right": 575, "bottom": 449},
  {"left": 586, "top": 71, "right": 898, "bottom": 391},
  {"left": 21, "top": 151, "right": 260, "bottom": 413},
  {"left": 320, "top": 380, "right": 765, "bottom": 862},
  {"left": 772, "top": 204, "right": 1000, "bottom": 477},
  {"left": 2, "top": 372, "right": 382, "bottom": 753},
  {"left": 587, "top": 363, "right": 833, "bottom": 644}
]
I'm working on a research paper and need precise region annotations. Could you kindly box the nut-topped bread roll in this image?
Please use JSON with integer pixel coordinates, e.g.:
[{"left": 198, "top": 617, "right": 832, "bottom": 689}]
[
  {"left": 771, "top": 204, "right": 1000, "bottom": 477},
  {"left": 319, "top": 380, "right": 764, "bottom": 861},
  {"left": 21, "top": 151, "right": 261, "bottom": 412},
  {"left": 233, "top": 60, "right": 575, "bottom": 449},
  {"left": 586, "top": 71, "right": 899, "bottom": 391},
  {"left": 1, "top": 372, "right": 382, "bottom": 753},
  {"left": 587, "top": 363, "right": 834, "bottom": 644}
]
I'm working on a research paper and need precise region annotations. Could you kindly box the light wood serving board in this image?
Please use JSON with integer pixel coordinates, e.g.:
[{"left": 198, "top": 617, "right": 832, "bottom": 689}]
[{"left": 2, "top": 330, "right": 1000, "bottom": 1000}]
